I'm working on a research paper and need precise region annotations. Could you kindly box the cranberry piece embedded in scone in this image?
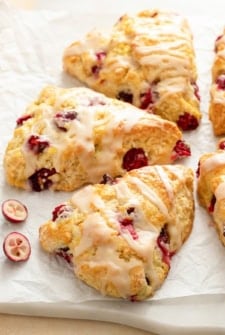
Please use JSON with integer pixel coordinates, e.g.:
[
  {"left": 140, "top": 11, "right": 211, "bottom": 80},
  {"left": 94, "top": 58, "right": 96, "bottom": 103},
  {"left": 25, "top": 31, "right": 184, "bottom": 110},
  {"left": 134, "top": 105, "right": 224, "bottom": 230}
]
[
  {"left": 117, "top": 91, "right": 133, "bottom": 104},
  {"left": 219, "top": 140, "right": 225, "bottom": 150},
  {"left": 177, "top": 112, "right": 199, "bottom": 131},
  {"left": 157, "top": 226, "right": 174, "bottom": 267},
  {"left": 208, "top": 195, "right": 216, "bottom": 213},
  {"left": 171, "top": 140, "right": 191, "bottom": 161},
  {"left": 52, "top": 204, "right": 73, "bottom": 222},
  {"left": 119, "top": 217, "right": 138, "bottom": 240},
  {"left": 27, "top": 135, "right": 49, "bottom": 154},
  {"left": 56, "top": 247, "right": 73, "bottom": 264},
  {"left": 196, "top": 161, "right": 200, "bottom": 178},
  {"left": 192, "top": 82, "right": 201, "bottom": 101},
  {"left": 28, "top": 168, "right": 56, "bottom": 192},
  {"left": 100, "top": 174, "right": 117, "bottom": 185},
  {"left": 54, "top": 110, "right": 77, "bottom": 131},
  {"left": 216, "top": 75, "right": 225, "bottom": 90},
  {"left": 16, "top": 114, "right": 32, "bottom": 127},
  {"left": 140, "top": 89, "right": 153, "bottom": 109},
  {"left": 96, "top": 51, "right": 106, "bottom": 62},
  {"left": 122, "top": 148, "right": 148, "bottom": 171}
]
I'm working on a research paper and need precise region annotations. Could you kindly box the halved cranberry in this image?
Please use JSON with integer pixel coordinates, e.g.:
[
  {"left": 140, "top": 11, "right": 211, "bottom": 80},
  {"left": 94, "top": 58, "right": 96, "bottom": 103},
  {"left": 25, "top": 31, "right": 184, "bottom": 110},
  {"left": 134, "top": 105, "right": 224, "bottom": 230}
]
[
  {"left": 54, "top": 110, "right": 77, "bottom": 131},
  {"left": 27, "top": 135, "right": 49, "bottom": 154},
  {"left": 192, "top": 82, "right": 201, "bottom": 101},
  {"left": 171, "top": 140, "right": 191, "bottom": 161},
  {"left": 28, "top": 168, "right": 56, "bottom": 192},
  {"left": 119, "top": 217, "right": 138, "bottom": 240},
  {"left": 157, "top": 226, "right": 174, "bottom": 267},
  {"left": 122, "top": 148, "right": 148, "bottom": 171},
  {"left": 56, "top": 247, "right": 73, "bottom": 264},
  {"left": 216, "top": 75, "right": 225, "bottom": 90},
  {"left": 16, "top": 114, "right": 32, "bottom": 126},
  {"left": 177, "top": 112, "right": 199, "bottom": 131},
  {"left": 117, "top": 91, "right": 133, "bottom": 104},
  {"left": 208, "top": 195, "right": 216, "bottom": 213},
  {"left": 52, "top": 204, "right": 73, "bottom": 222},
  {"left": 219, "top": 140, "right": 225, "bottom": 150}
]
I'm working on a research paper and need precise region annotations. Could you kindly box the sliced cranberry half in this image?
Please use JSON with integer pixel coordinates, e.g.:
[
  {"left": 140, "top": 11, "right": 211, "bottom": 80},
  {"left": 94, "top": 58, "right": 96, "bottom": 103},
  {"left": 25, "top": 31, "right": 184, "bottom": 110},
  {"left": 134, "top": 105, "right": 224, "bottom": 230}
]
[
  {"left": 219, "top": 140, "right": 225, "bottom": 150},
  {"left": 52, "top": 204, "right": 73, "bottom": 222},
  {"left": 177, "top": 112, "right": 199, "bottom": 131},
  {"left": 2, "top": 199, "right": 28, "bottom": 223},
  {"left": 157, "top": 226, "right": 174, "bottom": 267},
  {"left": 16, "top": 114, "right": 32, "bottom": 127},
  {"left": 54, "top": 110, "right": 77, "bottom": 131},
  {"left": 27, "top": 135, "right": 49, "bottom": 154},
  {"left": 117, "top": 91, "right": 133, "bottom": 104},
  {"left": 28, "top": 168, "right": 56, "bottom": 192},
  {"left": 216, "top": 75, "right": 225, "bottom": 90},
  {"left": 3, "top": 232, "right": 31, "bottom": 262},
  {"left": 171, "top": 140, "right": 191, "bottom": 161},
  {"left": 119, "top": 217, "right": 138, "bottom": 240},
  {"left": 122, "top": 148, "right": 148, "bottom": 171}
]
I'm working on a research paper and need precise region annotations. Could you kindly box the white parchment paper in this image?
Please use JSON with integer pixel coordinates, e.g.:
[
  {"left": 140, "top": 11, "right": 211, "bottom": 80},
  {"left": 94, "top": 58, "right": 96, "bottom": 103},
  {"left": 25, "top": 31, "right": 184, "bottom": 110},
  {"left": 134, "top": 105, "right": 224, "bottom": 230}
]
[{"left": 0, "top": 0, "right": 225, "bottom": 306}]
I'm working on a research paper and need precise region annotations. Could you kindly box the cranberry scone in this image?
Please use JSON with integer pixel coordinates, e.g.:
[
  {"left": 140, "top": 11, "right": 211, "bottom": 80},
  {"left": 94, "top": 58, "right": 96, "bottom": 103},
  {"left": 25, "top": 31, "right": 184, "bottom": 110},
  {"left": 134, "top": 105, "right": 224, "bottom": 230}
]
[
  {"left": 63, "top": 10, "right": 201, "bottom": 130},
  {"left": 209, "top": 30, "right": 225, "bottom": 135},
  {"left": 39, "top": 164, "right": 194, "bottom": 301},
  {"left": 197, "top": 145, "right": 225, "bottom": 245},
  {"left": 4, "top": 86, "right": 190, "bottom": 192}
]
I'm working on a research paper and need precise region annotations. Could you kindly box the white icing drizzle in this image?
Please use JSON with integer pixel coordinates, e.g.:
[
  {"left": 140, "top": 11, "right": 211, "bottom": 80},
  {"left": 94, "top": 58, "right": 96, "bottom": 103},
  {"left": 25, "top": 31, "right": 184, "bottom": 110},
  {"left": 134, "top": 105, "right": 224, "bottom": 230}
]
[
  {"left": 215, "top": 181, "right": 225, "bottom": 201},
  {"left": 154, "top": 166, "right": 174, "bottom": 202},
  {"left": 211, "top": 84, "right": 225, "bottom": 104},
  {"left": 200, "top": 152, "right": 225, "bottom": 176}
]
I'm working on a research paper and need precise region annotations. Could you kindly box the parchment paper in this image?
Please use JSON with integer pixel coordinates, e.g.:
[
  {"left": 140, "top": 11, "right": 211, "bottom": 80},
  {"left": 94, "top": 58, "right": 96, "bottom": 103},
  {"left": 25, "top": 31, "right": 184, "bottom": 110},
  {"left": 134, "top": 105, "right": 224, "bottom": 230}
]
[{"left": 0, "top": 0, "right": 225, "bottom": 306}]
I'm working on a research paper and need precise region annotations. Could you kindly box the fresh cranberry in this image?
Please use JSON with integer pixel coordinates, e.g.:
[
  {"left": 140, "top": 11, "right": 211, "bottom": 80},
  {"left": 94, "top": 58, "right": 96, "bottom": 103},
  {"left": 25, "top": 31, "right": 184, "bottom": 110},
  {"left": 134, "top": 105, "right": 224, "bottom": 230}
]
[
  {"left": 52, "top": 204, "right": 73, "bottom": 221},
  {"left": 177, "top": 112, "right": 199, "bottom": 130},
  {"left": 54, "top": 110, "right": 77, "bottom": 131},
  {"left": 56, "top": 247, "right": 73, "bottom": 264},
  {"left": 140, "top": 89, "right": 153, "bottom": 109},
  {"left": 100, "top": 174, "right": 117, "bottom": 185},
  {"left": 208, "top": 195, "right": 216, "bottom": 213},
  {"left": 28, "top": 168, "right": 56, "bottom": 192},
  {"left": 192, "top": 82, "right": 201, "bottom": 101},
  {"left": 171, "top": 140, "right": 191, "bottom": 161},
  {"left": 16, "top": 114, "right": 32, "bottom": 126},
  {"left": 157, "top": 226, "right": 174, "bottom": 267},
  {"left": 216, "top": 75, "right": 225, "bottom": 90},
  {"left": 119, "top": 217, "right": 138, "bottom": 240},
  {"left": 27, "top": 135, "right": 49, "bottom": 154},
  {"left": 122, "top": 148, "right": 148, "bottom": 171},
  {"left": 117, "top": 91, "right": 133, "bottom": 104},
  {"left": 219, "top": 140, "right": 225, "bottom": 150}
]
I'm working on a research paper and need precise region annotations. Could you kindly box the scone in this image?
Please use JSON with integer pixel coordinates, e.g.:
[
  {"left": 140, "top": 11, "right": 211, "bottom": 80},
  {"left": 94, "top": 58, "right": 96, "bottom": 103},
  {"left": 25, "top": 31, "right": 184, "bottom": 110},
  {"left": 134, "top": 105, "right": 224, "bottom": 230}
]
[
  {"left": 209, "top": 29, "right": 225, "bottom": 135},
  {"left": 197, "top": 146, "right": 225, "bottom": 245},
  {"left": 4, "top": 86, "right": 190, "bottom": 192},
  {"left": 39, "top": 164, "right": 194, "bottom": 301},
  {"left": 63, "top": 10, "right": 201, "bottom": 130}
]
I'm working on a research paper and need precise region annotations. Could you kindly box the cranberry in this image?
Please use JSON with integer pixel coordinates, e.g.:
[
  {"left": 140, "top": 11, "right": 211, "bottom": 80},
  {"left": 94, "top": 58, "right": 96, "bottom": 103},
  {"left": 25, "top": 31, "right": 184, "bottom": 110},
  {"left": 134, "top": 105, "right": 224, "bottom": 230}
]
[
  {"left": 28, "top": 168, "right": 56, "bottom": 192},
  {"left": 171, "top": 140, "right": 191, "bottom": 160},
  {"left": 127, "top": 207, "right": 135, "bottom": 215},
  {"left": 122, "top": 148, "right": 148, "bottom": 171},
  {"left": 91, "top": 51, "right": 106, "bottom": 77},
  {"left": 117, "top": 91, "right": 133, "bottom": 104},
  {"left": 196, "top": 161, "right": 200, "bottom": 178},
  {"left": 16, "top": 114, "right": 32, "bottom": 126},
  {"left": 56, "top": 247, "right": 73, "bottom": 264},
  {"left": 119, "top": 217, "right": 138, "bottom": 240},
  {"left": 140, "top": 89, "right": 153, "bottom": 109},
  {"left": 27, "top": 135, "right": 49, "bottom": 154},
  {"left": 216, "top": 75, "right": 225, "bottom": 90},
  {"left": 54, "top": 110, "right": 77, "bottom": 131},
  {"left": 177, "top": 112, "right": 199, "bottom": 131},
  {"left": 91, "top": 65, "right": 101, "bottom": 76},
  {"left": 96, "top": 51, "right": 106, "bottom": 62},
  {"left": 100, "top": 174, "right": 117, "bottom": 185},
  {"left": 208, "top": 195, "right": 216, "bottom": 213},
  {"left": 215, "top": 35, "right": 223, "bottom": 52},
  {"left": 219, "top": 140, "right": 225, "bottom": 150},
  {"left": 192, "top": 82, "right": 201, "bottom": 101},
  {"left": 52, "top": 204, "right": 73, "bottom": 222},
  {"left": 157, "top": 226, "right": 174, "bottom": 267}
]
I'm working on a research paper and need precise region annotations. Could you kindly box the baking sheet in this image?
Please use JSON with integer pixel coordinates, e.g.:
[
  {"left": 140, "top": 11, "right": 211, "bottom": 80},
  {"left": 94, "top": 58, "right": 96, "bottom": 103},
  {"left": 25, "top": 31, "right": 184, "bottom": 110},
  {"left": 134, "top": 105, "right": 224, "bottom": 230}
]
[{"left": 1, "top": 0, "right": 225, "bottom": 332}]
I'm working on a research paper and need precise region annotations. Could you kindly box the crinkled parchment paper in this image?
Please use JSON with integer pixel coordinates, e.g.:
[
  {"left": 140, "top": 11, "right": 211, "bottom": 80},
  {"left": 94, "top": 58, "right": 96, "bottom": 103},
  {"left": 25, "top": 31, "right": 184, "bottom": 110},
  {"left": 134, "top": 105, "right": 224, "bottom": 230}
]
[{"left": 0, "top": 0, "right": 225, "bottom": 307}]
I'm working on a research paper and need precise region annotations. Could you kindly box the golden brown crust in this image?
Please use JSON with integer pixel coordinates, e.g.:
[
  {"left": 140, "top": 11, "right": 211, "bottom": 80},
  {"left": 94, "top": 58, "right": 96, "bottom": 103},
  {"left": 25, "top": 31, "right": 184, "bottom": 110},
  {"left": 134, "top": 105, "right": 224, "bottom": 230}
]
[{"left": 39, "top": 165, "right": 194, "bottom": 300}]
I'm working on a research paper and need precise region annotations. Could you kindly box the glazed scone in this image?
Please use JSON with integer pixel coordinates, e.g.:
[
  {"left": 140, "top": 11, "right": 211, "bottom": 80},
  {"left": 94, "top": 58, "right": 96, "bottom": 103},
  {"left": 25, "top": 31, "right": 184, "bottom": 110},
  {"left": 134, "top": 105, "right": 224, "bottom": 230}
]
[
  {"left": 197, "top": 147, "right": 225, "bottom": 245},
  {"left": 4, "top": 86, "right": 190, "bottom": 192},
  {"left": 39, "top": 164, "right": 194, "bottom": 301},
  {"left": 209, "top": 29, "right": 225, "bottom": 135},
  {"left": 63, "top": 10, "right": 201, "bottom": 130}
]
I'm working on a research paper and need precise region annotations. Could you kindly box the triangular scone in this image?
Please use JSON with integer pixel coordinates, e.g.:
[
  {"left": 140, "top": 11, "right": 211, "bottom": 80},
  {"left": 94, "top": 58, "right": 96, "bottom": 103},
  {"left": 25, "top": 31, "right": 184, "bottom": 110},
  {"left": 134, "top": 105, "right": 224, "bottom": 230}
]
[
  {"left": 209, "top": 29, "right": 225, "bottom": 135},
  {"left": 63, "top": 10, "right": 201, "bottom": 130},
  {"left": 4, "top": 86, "right": 190, "bottom": 192},
  {"left": 39, "top": 165, "right": 194, "bottom": 301},
  {"left": 197, "top": 147, "right": 225, "bottom": 245}
]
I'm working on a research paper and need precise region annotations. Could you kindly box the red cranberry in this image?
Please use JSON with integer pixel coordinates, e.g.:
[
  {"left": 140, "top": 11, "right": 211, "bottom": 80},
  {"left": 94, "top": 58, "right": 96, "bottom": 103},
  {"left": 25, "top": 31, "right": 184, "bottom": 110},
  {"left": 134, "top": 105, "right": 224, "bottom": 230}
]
[
  {"left": 140, "top": 89, "right": 153, "bottom": 109},
  {"left": 177, "top": 112, "right": 199, "bottom": 131},
  {"left": 208, "top": 195, "right": 216, "bottom": 213},
  {"left": 196, "top": 161, "right": 200, "bottom": 178},
  {"left": 157, "top": 226, "right": 174, "bottom": 267},
  {"left": 27, "top": 135, "right": 49, "bottom": 154},
  {"left": 192, "top": 82, "right": 201, "bottom": 101},
  {"left": 100, "top": 174, "right": 117, "bottom": 185},
  {"left": 122, "top": 148, "right": 148, "bottom": 171},
  {"left": 171, "top": 140, "right": 191, "bottom": 160},
  {"left": 117, "top": 91, "right": 133, "bottom": 104},
  {"left": 54, "top": 110, "right": 77, "bottom": 131},
  {"left": 96, "top": 51, "right": 106, "bottom": 62},
  {"left": 216, "top": 75, "right": 225, "bottom": 90},
  {"left": 52, "top": 204, "right": 73, "bottom": 221},
  {"left": 219, "top": 140, "right": 225, "bottom": 150},
  {"left": 16, "top": 114, "right": 32, "bottom": 126},
  {"left": 91, "top": 51, "right": 106, "bottom": 77},
  {"left": 127, "top": 207, "right": 135, "bottom": 214},
  {"left": 119, "top": 217, "right": 138, "bottom": 240},
  {"left": 56, "top": 247, "right": 73, "bottom": 264},
  {"left": 28, "top": 168, "right": 56, "bottom": 192}
]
